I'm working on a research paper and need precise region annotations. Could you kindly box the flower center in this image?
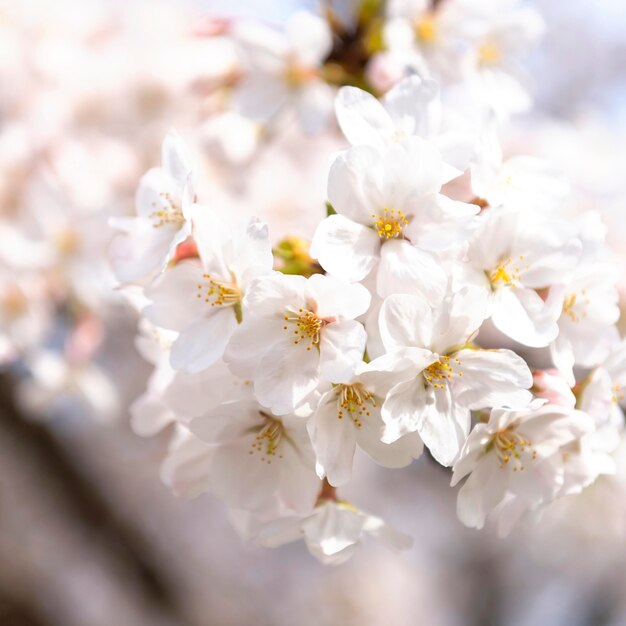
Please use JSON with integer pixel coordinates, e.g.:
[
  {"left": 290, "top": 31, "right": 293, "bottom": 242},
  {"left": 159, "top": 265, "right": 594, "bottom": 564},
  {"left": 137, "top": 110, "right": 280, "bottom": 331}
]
[
  {"left": 284, "top": 62, "right": 318, "bottom": 87},
  {"left": 478, "top": 42, "right": 501, "bottom": 65},
  {"left": 149, "top": 192, "right": 185, "bottom": 229},
  {"left": 337, "top": 383, "right": 378, "bottom": 428},
  {"left": 372, "top": 208, "right": 408, "bottom": 240},
  {"left": 613, "top": 383, "right": 625, "bottom": 405},
  {"left": 415, "top": 15, "right": 437, "bottom": 44},
  {"left": 562, "top": 289, "right": 590, "bottom": 323},
  {"left": 492, "top": 428, "right": 537, "bottom": 471},
  {"left": 196, "top": 273, "right": 242, "bottom": 308},
  {"left": 250, "top": 413, "right": 285, "bottom": 463},
  {"left": 55, "top": 228, "right": 79, "bottom": 256},
  {"left": 423, "top": 355, "right": 463, "bottom": 389},
  {"left": 488, "top": 256, "right": 527, "bottom": 289},
  {"left": 283, "top": 307, "right": 324, "bottom": 350},
  {"left": 1, "top": 285, "right": 27, "bottom": 318}
]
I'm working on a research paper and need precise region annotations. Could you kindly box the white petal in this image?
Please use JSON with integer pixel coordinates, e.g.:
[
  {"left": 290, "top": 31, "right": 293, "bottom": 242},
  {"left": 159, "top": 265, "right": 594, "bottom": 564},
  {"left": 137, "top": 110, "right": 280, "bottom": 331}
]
[
  {"left": 335, "top": 86, "right": 393, "bottom": 149},
  {"left": 287, "top": 11, "right": 332, "bottom": 65},
  {"left": 379, "top": 293, "right": 433, "bottom": 351},
  {"left": 451, "top": 348, "right": 533, "bottom": 410},
  {"left": 417, "top": 386, "right": 469, "bottom": 467},
  {"left": 309, "top": 214, "right": 380, "bottom": 283},
  {"left": 319, "top": 320, "right": 367, "bottom": 383},
  {"left": 143, "top": 260, "right": 207, "bottom": 331},
  {"left": 161, "top": 130, "right": 194, "bottom": 191},
  {"left": 377, "top": 239, "right": 446, "bottom": 304},
  {"left": 308, "top": 273, "right": 371, "bottom": 320},
  {"left": 491, "top": 287, "right": 559, "bottom": 348},
  {"left": 224, "top": 316, "right": 285, "bottom": 378},
  {"left": 456, "top": 455, "right": 507, "bottom": 529},
  {"left": 170, "top": 308, "right": 238, "bottom": 373},
  {"left": 254, "top": 341, "right": 320, "bottom": 414},
  {"left": 296, "top": 82, "right": 334, "bottom": 134},
  {"left": 327, "top": 146, "right": 380, "bottom": 224},
  {"left": 381, "top": 377, "right": 429, "bottom": 443},
  {"left": 308, "top": 393, "right": 358, "bottom": 486}
]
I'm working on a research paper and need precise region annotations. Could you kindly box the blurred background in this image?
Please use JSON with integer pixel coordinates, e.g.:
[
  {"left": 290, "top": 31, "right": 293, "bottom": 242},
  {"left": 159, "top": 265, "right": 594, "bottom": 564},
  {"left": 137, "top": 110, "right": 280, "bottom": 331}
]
[{"left": 1, "top": 1, "right": 626, "bottom": 625}]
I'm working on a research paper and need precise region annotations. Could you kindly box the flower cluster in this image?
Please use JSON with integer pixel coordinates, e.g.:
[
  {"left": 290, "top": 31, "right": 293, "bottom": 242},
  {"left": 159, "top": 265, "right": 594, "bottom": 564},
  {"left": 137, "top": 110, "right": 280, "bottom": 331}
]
[{"left": 111, "top": 2, "right": 625, "bottom": 565}]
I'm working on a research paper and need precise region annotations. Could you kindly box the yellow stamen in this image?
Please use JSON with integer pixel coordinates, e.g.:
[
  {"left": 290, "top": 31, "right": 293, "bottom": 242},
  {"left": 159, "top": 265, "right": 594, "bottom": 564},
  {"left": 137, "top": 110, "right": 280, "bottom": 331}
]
[
  {"left": 249, "top": 413, "right": 285, "bottom": 464},
  {"left": 337, "top": 383, "right": 378, "bottom": 428},
  {"left": 149, "top": 192, "right": 185, "bottom": 229},
  {"left": 492, "top": 427, "right": 536, "bottom": 470},
  {"left": 478, "top": 43, "right": 501, "bottom": 65},
  {"left": 423, "top": 355, "right": 463, "bottom": 390},
  {"left": 196, "top": 273, "right": 241, "bottom": 308},
  {"left": 283, "top": 307, "right": 324, "bottom": 351},
  {"left": 372, "top": 207, "right": 408, "bottom": 240},
  {"left": 415, "top": 15, "right": 437, "bottom": 44}
]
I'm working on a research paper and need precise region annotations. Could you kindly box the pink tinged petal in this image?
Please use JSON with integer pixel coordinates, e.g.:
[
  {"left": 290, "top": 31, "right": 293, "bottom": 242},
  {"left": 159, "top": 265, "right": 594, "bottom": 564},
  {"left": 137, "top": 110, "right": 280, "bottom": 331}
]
[
  {"left": 319, "top": 320, "right": 367, "bottom": 383},
  {"left": 379, "top": 293, "right": 433, "bottom": 351},
  {"left": 143, "top": 259, "right": 207, "bottom": 331},
  {"left": 254, "top": 341, "right": 320, "bottom": 414},
  {"left": 309, "top": 215, "right": 380, "bottom": 283},
  {"left": 455, "top": 455, "right": 508, "bottom": 529},
  {"left": 491, "top": 287, "right": 559, "bottom": 348},
  {"left": 417, "top": 386, "right": 469, "bottom": 467},
  {"left": 307, "top": 273, "right": 371, "bottom": 320},
  {"left": 451, "top": 348, "right": 533, "bottom": 410},
  {"left": 381, "top": 377, "right": 429, "bottom": 443},
  {"left": 308, "top": 393, "right": 358, "bottom": 486},
  {"left": 335, "top": 86, "right": 393, "bottom": 149},
  {"left": 170, "top": 307, "right": 238, "bottom": 374},
  {"left": 377, "top": 239, "right": 446, "bottom": 304}
]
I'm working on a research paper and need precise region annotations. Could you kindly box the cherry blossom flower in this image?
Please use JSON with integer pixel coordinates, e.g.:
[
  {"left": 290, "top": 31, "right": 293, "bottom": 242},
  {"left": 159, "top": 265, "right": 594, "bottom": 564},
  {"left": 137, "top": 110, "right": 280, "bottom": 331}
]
[
  {"left": 110, "top": 131, "right": 195, "bottom": 284},
  {"left": 451, "top": 402, "right": 593, "bottom": 531},
  {"left": 461, "top": 208, "right": 581, "bottom": 347},
  {"left": 232, "top": 11, "right": 334, "bottom": 134},
  {"left": 335, "top": 75, "right": 476, "bottom": 180},
  {"left": 378, "top": 289, "right": 533, "bottom": 465},
  {"left": 225, "top": 272, "right": 370, "bottom": 414},
  {"left": 189, "top": 394, "right": 320, "bottom": 514},
  {"left": 550, "top": 256, "right": 620, "bottom": 385},
  {"left": 307, "top": 357, "right": 424, "bottom": 486},
  {"left": 253, "top": 500, "right": 412, "bottom": 565},
  {"left": 143, "top": 205, "right": 272, "bottom": 373},
  {"left": 310, "top": 137, "right": 478, "bottom": 301}
]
